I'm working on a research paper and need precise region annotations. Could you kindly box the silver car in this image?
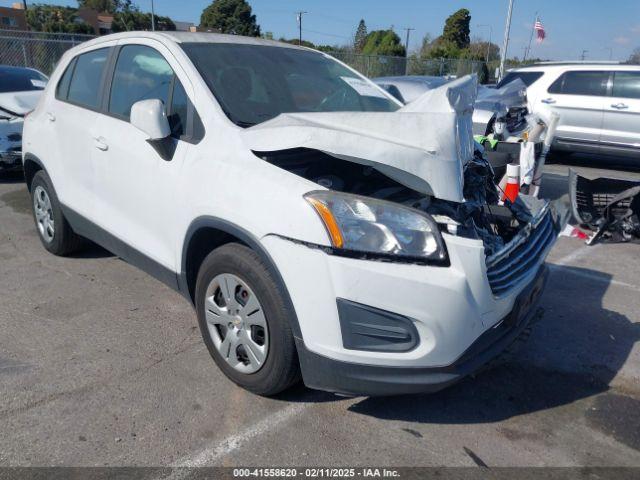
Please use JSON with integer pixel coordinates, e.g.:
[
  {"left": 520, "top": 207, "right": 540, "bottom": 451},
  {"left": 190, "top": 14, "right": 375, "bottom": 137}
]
[
  {"left": 0, "top": 65, "right": 47, "bottom": 172},
  {"left": 373, "top": 75, "right": 529, "bottom": 136}
]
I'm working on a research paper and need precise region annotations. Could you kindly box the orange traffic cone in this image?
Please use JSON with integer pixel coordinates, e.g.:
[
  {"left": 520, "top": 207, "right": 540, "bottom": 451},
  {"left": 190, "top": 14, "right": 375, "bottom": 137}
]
[{"left": 502, "top": 163, "right": 520, "bottom": 203}]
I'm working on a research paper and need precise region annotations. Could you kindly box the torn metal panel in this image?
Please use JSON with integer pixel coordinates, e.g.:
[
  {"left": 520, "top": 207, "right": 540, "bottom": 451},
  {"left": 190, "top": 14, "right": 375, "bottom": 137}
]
[
  {"left": 569, "top": 169, "right": 640, "bottom": 244},
  {"left": 242, "top": 76, "right": 478, "bottom": 203}
]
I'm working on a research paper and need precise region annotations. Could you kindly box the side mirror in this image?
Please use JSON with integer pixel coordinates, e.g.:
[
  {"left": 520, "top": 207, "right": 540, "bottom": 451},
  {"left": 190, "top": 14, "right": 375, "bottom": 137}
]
[{"left": 130, "top": 99, "right": 170, "bottom": 140}]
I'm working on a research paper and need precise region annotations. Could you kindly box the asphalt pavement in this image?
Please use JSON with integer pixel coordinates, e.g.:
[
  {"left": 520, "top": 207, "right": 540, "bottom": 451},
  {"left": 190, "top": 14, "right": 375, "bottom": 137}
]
[{"left": 0, "top": 156, "right": 639, "bottom": 468}]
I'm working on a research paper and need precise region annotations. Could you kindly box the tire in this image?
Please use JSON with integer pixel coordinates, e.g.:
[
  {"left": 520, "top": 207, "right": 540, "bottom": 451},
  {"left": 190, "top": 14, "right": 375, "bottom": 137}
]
[
  {"left": 30, "top": 170, "right": 83, "bottom": 256},
  {"left": 195, "top": 243, "right": 301, "bottom": 396}
]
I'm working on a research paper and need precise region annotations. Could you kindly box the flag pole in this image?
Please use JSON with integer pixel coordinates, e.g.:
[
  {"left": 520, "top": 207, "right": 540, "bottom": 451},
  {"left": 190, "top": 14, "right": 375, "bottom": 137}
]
[
  {"left": 499, "top": 0, "right": 515, "bottom": 81},
  {"left": 523, "top": 11, "right": 538, "bottom": 63}
]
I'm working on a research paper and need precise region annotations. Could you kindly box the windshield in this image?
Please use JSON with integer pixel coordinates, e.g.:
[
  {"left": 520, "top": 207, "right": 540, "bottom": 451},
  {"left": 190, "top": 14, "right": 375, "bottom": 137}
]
[
  {"left": 182, "top": 43, "right": 399, "bottom": 127},
  {"left": 496, "top": 71, "right": 543, "bottom": 89},
  {"left": 0, "top": 66, "right": 47, "bottom": 93}
]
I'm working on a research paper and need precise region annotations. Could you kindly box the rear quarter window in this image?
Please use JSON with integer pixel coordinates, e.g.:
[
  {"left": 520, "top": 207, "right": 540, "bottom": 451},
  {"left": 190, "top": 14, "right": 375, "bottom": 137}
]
[
  {"left": 497, "top": 71, "right": 543, "bottom": 88},
  {"left": 56, "top": 58, "right": 76, "bottom": 100},
  {"left": 612, "top": 71, "right": 640, "bottom": 99}
]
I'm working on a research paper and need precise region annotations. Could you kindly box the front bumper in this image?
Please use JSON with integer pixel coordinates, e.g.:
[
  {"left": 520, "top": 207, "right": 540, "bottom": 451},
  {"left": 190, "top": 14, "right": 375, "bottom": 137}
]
[{"left": 296, "top": 266, "right": 548, "bottom": 396}]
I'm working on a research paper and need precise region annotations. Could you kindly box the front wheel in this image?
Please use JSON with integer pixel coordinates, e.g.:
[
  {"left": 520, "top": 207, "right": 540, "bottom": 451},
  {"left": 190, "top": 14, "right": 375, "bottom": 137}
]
[{"left": 195, "top": 243, "right": 300, "bottom": 396}]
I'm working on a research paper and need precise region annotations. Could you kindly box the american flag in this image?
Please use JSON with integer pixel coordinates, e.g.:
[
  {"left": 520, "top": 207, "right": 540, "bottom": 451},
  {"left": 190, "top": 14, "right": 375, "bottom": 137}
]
[{"left": 534, "top": 18, "right": 546, "bottom": 42}]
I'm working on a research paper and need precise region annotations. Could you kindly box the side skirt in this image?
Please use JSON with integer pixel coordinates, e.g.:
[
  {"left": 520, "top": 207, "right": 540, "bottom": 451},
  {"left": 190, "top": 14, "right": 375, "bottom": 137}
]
[{"left": 61, "top": 205, "right": 182, "bottom": 294}]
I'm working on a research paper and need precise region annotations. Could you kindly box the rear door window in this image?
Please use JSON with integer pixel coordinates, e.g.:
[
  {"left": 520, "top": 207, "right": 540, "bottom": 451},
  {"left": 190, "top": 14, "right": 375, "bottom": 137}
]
[
  {"left": 612, "top": 71, "right": 640, "bottom": 99},
  {"left": 108, "top": 45, "right": 173, "bottom": 119},
  {"left": 66, "top": 48, "right": 109, "bottom": 109},
  {"left": 548, "top": 71, "right": 609, "bottom": 96}
]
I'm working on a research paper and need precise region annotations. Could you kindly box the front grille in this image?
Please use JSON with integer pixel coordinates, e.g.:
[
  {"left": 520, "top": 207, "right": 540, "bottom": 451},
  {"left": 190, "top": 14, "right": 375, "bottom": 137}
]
[
  {"left": 486, "top": 208, "right": 556, "bottom": 296},
  {"left": 574, "top": 190, "right": 631, "bottom": 223}
]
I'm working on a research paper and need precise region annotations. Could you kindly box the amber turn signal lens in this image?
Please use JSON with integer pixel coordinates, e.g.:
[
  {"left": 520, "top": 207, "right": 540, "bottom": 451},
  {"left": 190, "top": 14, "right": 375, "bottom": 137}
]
[{"left": 306, "top": 197, "right": 344, "bottom": 249}]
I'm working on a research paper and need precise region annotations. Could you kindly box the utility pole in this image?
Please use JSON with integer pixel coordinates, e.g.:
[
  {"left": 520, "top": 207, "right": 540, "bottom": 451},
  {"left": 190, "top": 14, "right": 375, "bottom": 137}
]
[
  {"left": 296, "top": 11, "right": 307, "bottom": 46},
  {"left": 499, "top": 0, "right": 515, "bottom": 81},
  {"left": 151, "top": 0, "right": 156, "bottom": 31},
  {"left": 604, "top": 47, "right": 613, "bottom": 60},
  {"left": 523, "top": 11, "right": 538, "bottom": 63},
  {"left": 477, "top": 24, "right": 493, "bottom": 63},
  {"left": 580, "top": 49, "right": 588, "bottom": 61},
  {"left": 403, "top": 27, "right": 414, "bottom": 75},
  {"left": 402, "top": 27, "right": 414, "bottom": 54}
]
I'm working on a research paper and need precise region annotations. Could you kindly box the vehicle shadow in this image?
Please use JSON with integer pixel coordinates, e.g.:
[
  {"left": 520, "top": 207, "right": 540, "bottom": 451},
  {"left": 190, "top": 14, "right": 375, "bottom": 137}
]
[
  {"left": 548, "top": 152, "right": 640, "bottom": 173},
  {"left": 0, "top": 171, "right": 25, "bottom": 184},
  {"left": 346, "top": 264, "right": 640, "bottom": 423},
  {"left": 71, "top": 242, "right": 115, "bottom": 259}
]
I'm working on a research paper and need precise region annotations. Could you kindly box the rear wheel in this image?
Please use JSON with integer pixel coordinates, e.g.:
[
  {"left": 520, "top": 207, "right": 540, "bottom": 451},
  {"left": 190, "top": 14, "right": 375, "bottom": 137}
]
[
  {"left": 195, "top": 243, "right": 300, "bottom": 395},
  {"left": 30, "top": 170, "right": 83, "bottom": 256}
]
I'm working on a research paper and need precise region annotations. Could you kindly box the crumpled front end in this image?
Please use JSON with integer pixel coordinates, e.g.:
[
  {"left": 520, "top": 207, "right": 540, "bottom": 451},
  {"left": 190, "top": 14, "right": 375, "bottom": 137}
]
[
  {"left": 0, "top": 117, "right": 25, "bottom": 171},
  {"left": 247, "top": 74, "right": 568, "bottom": 395}
]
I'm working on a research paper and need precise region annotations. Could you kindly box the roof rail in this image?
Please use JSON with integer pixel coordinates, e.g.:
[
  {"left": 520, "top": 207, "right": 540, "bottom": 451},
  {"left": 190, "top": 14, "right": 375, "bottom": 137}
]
[{"left": 530, "top": 61, "right": 622, "bottom": 66}]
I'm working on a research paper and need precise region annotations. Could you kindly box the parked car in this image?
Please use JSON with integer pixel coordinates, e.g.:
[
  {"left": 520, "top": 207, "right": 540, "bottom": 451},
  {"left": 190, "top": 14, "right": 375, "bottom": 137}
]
[
  {"left": 373, "top": 75, "right": 529, "bottom": 136},
  {"left": 23, "top": 32, "right": 566, "bottom": 396},
  {"left": 0, "top": 65, "right": 47, "bottom": 173},
  {"left": 501, "top": 62, "right": 640, "bottom": 159}
]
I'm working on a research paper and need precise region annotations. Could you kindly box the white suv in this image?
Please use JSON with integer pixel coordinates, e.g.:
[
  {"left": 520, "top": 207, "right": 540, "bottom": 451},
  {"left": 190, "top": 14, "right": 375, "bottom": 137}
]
[
  {"left": 500, "top": 63, "right": 640, "bottom": 159},
  {"left": 22, "top": 32, "right": 565, "bottom": 396}
]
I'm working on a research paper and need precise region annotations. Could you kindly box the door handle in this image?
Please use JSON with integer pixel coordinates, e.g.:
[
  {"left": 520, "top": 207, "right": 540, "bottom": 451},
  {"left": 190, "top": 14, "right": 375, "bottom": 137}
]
[
  {"left": 611, "top": 103, "right": 629, "bottom": 109},
  {"left": 541, "top": 98, "right": 556, "bottom": 104},
  {"left": 46, "top": 112, "right": 56, "bottom": 122},
  {"left": 93, "top": 137, "right": 108, "bottom": 151}
]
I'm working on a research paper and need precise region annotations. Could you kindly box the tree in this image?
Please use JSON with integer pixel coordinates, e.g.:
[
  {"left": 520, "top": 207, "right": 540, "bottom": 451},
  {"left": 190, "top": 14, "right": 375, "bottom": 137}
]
[
  {"left": 279, "top": 38, "right": 315, "bottom": 49},
  {"left": 77, "top": 0, "right": 118, "bottom": 13},
  {"left": 26, "top": 4, "right": 94, "bottom": 34},
  {"left": 200, "top": 0, "right": 260, "bottom": 37},
  {"left": 362, "top": 29, "right": 406, "bottom": 57},
  {"left": 442, "top": 8, "right": 470, "bottom": 50},
  {"left": 354, "top": 19, "right": 367, "bottom": 53},
  {"left": 468, "top": 40, "right": 500, "bottom": 62},
  {"left": 627, "top": 48, "right": 640, "bottom": 65}
]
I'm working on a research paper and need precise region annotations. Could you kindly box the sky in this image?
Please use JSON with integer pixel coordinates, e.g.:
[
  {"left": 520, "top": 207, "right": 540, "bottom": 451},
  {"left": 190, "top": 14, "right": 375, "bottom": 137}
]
[{"left": 2, "top": 0, "right": 640, "bottom": 61}]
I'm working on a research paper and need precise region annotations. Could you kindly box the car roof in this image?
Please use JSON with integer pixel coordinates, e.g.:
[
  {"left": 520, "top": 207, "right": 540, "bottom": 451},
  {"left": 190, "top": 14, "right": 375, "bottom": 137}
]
[
  {"left": 0, "top": 64, "right": 45, "bottom": 75},
  {"left": 74, "top": 30, "right": 308, "bottom": 52},
  {"left": 509, "top": 63, "right": 640, "bottom": 72}
]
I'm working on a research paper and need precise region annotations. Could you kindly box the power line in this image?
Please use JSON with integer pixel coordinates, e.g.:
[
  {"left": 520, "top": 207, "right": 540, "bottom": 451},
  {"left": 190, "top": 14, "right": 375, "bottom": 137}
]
[{"left": 304, "top": 29, "right": 352, "bottom": 40}]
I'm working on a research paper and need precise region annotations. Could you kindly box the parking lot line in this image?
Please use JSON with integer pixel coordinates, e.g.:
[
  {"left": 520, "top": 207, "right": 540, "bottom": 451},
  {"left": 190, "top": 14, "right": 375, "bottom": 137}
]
[
  {"left": 172, "top": 403, "right": 308, "bottom": 468},
  {"left": 549, "top": 244, "right": 640, "bottom": 292}
]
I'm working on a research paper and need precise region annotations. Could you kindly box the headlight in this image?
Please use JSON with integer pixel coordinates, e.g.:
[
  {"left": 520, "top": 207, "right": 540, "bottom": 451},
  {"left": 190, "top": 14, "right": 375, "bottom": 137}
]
[{"left": 305, "top": 191, "right": 447, "bottom": 262}]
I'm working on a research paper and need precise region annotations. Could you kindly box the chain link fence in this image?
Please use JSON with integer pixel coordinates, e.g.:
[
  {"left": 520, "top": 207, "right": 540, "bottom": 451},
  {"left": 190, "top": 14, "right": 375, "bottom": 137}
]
[
  {"left": 330, "top": 51, "right": 486, "bottom": 79},
  {"left": 0, "top": 29, "right": 95, "bottom": 75},
  {"left": 1, "top": 28, "right": 504, "bottom": 83}
]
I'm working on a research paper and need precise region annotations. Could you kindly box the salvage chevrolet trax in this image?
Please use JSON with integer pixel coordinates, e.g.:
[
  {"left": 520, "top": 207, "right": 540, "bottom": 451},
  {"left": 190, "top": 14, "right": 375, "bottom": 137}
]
[{"left": 22, "top": 32, "right": 567, "bottom": 396}]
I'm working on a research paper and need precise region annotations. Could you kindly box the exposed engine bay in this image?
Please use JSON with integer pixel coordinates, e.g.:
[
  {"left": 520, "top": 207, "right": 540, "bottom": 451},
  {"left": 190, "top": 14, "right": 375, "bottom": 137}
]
[{"left": 257, "top": 146, "right": 549, "bottom": 258}]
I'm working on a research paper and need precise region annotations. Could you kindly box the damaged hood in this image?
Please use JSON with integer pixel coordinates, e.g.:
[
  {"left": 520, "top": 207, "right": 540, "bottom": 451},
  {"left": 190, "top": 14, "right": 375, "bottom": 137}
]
[
  {"left": 0, "top": 90, "right": 42, "bottom": 117},
  {"left": 241, "top": 75, "right": 477, "bottom": 203}
]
